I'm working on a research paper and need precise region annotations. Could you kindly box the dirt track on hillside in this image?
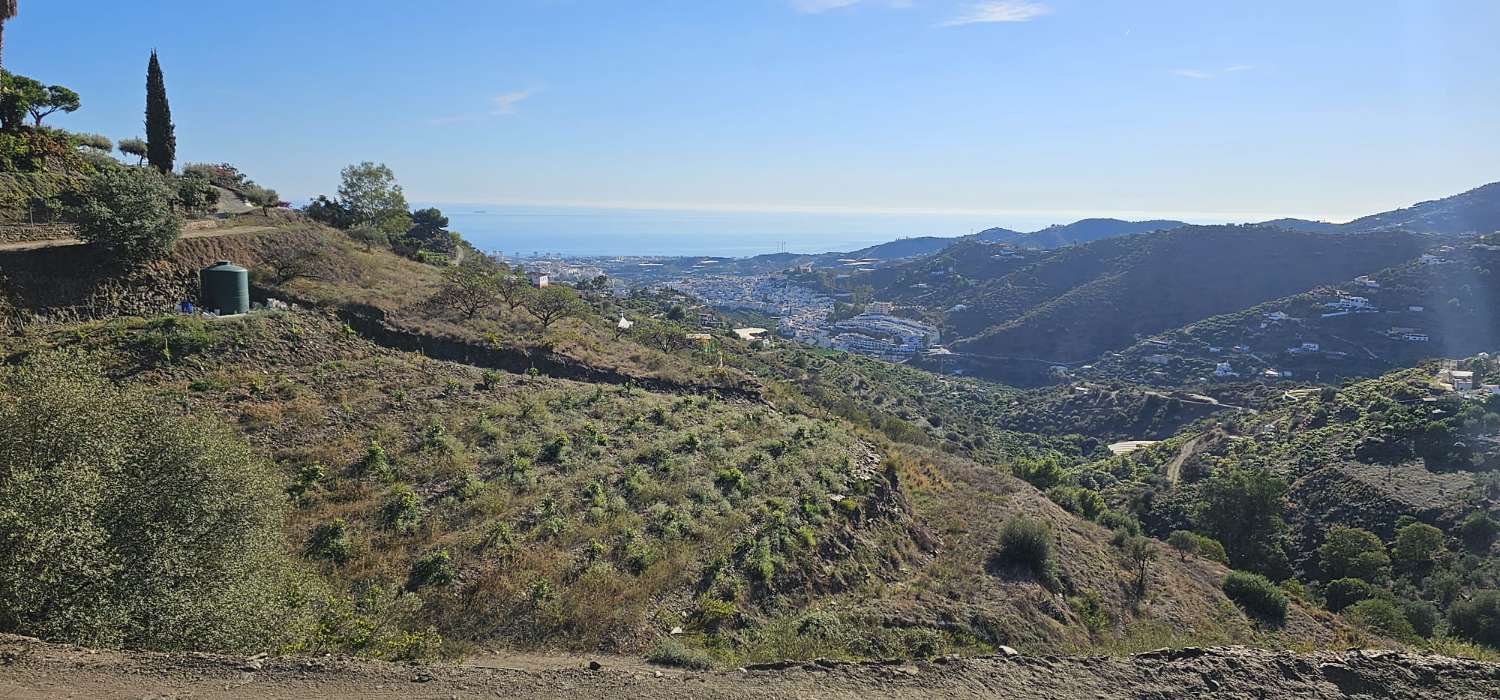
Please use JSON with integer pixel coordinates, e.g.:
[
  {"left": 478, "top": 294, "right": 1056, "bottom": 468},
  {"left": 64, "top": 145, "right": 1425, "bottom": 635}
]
[
  {"left": 2, "top": 635, "right": 1499, "bottom": 699},
  {"left": 0, "top": 225, "right": 277, "bottom": 252}
]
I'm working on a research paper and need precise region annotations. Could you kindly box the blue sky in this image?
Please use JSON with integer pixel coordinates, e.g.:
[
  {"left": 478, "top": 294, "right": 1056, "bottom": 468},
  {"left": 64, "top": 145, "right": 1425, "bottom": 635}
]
[{"left": 13, "top": 0, "right": 1500, "bottom": 227}]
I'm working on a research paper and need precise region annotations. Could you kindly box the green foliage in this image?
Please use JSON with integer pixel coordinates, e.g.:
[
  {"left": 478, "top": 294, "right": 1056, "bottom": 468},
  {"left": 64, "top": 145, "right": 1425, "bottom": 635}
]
[
  {"left": 433, "top": 255, "right": 502, "bottom": 318},
  {"left": 145, "top": 51, "right": 175, "bottom": 173},
  {"left": 1222, "top": 570, "right": 1288, "bottom": 621},
  {"left": 74, "top": 165, "right": 183, "bottom": 265},
  {"left": 308, "top": 518, "right": 353, "bottom": 564},
  {"left": 0, "top": 352, "right": 305, "bottom": 651},
  {"left": 524, "top": 284, "right": 587, "bottom": 330},
  {"left": 1343, "top": 598, "right": 1416, "bottom": 641},
  {"left": 1010, "top": 454, "right": 1065, "bottom": 489},
  {"left": 996, "top": 515, "right": 1056, "bottom": 586},
  {"left": 1392, "top": 522, "right": 1445, "bottom": 570},
  {"left": 1459, "top": 512, "right": 1500, "bottom": 551},
  {"left": 1324, "top": 577, "right": 1374, "bottom": 613},
  {"left": 1448, "top": 589, "right": 1500, "bottom": 647},
  {"left": 1319, "top": 527, "right": 1390, "bottom": 583},
  {"left": 182, "top": 162, "right": 249, "bottom": 190},
  {"left": 1402, "top": 599, "right": 1440, "bottom": 638},
  {"left": 647, "top": 637, "right": 715, "bottom": 670},
  {"left": 407, "top": 549, "right": 457, "bottom": 589},
  {"left": 1195, "top": 467, "right": 1289, "bottom": 577},
  {"left": 116, "top": 137, "right": 147, "bottom": 164},
  {"left": 1166, "top": 530, "right": 1228, "bottom": 564},
  {"left": 336, "top": 161, "right": 409, "bottom": 231},
  {"left": 243, "top": 183, "right": 281, "bottom": 213},
  {"left": 174, "top": 173, "right": 218, "bottom": 217},
  {"left": 381, "top": 485, "right": 422, "bottom": 533}
]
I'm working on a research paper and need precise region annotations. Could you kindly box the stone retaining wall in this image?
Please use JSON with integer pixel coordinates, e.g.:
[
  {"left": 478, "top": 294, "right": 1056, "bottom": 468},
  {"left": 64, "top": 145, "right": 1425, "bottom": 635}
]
[{"left": 0, "top": 223, "right": 76, "bottom": 245}]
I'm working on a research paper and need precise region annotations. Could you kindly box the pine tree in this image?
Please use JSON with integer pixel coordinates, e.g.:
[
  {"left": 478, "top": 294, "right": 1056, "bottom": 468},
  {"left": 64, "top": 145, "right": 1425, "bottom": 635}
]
[{"left": 145, "top": 50, "right": 175, "bottom": 174}]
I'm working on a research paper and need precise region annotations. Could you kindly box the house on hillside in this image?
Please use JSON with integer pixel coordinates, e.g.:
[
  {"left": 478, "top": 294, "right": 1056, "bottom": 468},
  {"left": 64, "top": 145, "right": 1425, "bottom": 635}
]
[
  {"left": 1144, "top": 354, "right": 1172, "bottom": 366},
  {"left": 1355, "top": 276, "right": 1381, "bottom": 289},
  {"left": 1405, "top": 332, "right": 1430, "bottom": 342},
  {"left": 1214, "top": 362, "right": 1237, "bottom": 378},
  {"left": 1448, "top": 370, "right": 1476, "bottom": 391},
  {"left": 529, "top": 273, "right": 550, "bottom": 288}
]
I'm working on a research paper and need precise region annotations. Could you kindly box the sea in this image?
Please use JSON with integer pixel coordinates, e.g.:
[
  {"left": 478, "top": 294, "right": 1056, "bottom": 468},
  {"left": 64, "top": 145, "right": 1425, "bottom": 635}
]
[{"left": 427, "top": 204, "right": 1048, "bottom": 259}]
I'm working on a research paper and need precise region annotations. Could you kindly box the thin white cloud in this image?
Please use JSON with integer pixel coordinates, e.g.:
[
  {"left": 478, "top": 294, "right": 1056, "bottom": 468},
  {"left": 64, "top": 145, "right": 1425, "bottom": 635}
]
[
  {"left": 491, "top": 90, "right": 535, "bottom": 115},
  {"left": 1171, "top": 65, "right": 1254, "bottom": 79},
  {"left": 791, "top": 0, "right": 861, "bottom": 13},
  {"left": 940, "top": 1, "right": 1050, "bottom": 27},
  {"left": 427, "top": 90, "right": 537, "bottom": 125}
]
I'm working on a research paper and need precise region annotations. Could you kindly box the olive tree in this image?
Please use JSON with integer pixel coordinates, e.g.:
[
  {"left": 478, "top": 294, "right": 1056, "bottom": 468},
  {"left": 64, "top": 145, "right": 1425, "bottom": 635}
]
[{"left": 74, "top": 166, "right": 182, "bottom": 265}]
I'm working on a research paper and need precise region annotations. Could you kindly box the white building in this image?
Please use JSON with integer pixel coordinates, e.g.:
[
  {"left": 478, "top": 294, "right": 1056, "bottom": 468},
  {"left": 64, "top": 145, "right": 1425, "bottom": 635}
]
[
  {"left": 1214, "top": 362, "right": 1237, "bottom": 378},
  {"left": 529, "top": 273, "right": 550, "bottom": 288}
]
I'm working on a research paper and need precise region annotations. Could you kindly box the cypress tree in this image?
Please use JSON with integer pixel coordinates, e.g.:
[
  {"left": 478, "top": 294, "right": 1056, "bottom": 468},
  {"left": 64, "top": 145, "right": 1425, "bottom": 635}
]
[{"left": 145, "top": 50, "right": 175, "bottom": 174}]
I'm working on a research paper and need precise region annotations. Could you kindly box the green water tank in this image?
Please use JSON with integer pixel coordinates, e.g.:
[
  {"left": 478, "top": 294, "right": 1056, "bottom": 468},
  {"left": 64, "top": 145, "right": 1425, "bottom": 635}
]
[{"left": 200, "top": 260, "right": 249, "bottom": 315}]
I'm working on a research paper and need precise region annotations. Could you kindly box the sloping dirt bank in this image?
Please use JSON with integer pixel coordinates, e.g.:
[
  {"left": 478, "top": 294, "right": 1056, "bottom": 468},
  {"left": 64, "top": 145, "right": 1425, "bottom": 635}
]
[{"left": 2, "top": 635, "right": 1497, "bottom": 699}]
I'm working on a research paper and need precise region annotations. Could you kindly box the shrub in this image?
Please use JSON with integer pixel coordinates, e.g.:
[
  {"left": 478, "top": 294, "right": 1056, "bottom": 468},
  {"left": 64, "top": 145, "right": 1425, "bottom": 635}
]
[
  {"left": 1319, "top": 527, "right": 1389, "bottom": 583},
  {"left": 997, "top": 516, "right": 1055, "bottom": 585},
  {"left": 0, "top": 352, "right": 305, "bottom": 651},
  {"left": 647, "top": 638, "right": 715, "bottom": 670},
  {"left": 1401, "top": 599, "right": 1441, "bottom": 639},
  {"left": 308, "top": 518, "right": 353, "bottom": 564},
  {"left": 1448, "top": 589, "right": 1500, "bottom": 646},
  {"left": 1222, "top": 570, "right": 1288, "bottom": 621},
  {"left": 1343, "top": 598, "right": 1415, "bottom": 641},
  {"left": 407, "top": 549, "right": 457, "bottom": 589},
  {"left": 1458, "top": 512, "right": 1500, "bottom": 551},
  {"left": 381, "top": 485, "right": 422, "bottom": 533},
  {"left": 1167, "top": 530, "right": 1227, "bottom": 564},
  {"left": 1392, "top": 522, "right": 1445, "bottom": 569},
  {"left": 1324, "top": 577, "right": 1374, "bottom": 613},
  {"left": 73, "top": 166, "right": 183, "bottom": 265},
  {"left": 1010, "top": 455, "right": 1064, "bottom": 489},
  {"left": 174, "top": 173, "right": 219, "bottom": 217}
]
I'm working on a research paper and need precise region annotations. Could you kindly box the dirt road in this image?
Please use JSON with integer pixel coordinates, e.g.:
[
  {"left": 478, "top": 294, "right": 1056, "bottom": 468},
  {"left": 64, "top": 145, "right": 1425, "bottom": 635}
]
[
  {"left": 0, "top": 225, "right": 278, "bottom": 253},
  {"left": 1, "top": 635, "right": 1498, "bottom": 699}
]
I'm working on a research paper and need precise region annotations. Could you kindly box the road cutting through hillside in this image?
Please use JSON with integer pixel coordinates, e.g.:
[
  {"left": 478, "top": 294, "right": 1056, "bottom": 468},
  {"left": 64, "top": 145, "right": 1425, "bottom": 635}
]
[
  {"left": 0, "top": 225, "right": 279, "bottom": 252},
  {"left": 2, "top": 635, "right": 1498, "bottom": 699}
]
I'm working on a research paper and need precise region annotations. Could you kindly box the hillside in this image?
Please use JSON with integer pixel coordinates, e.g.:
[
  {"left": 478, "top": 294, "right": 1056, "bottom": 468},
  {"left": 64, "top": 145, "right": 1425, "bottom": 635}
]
[
  {"left": 1058, "top": 362, "right": 1500, "bottom": 652},
  {"left": 973, "top": 219, "right": 1188, "bottom": 248},
  {"left": 1340, "top": 182, "right": 1500, "bottom": 235},
  {"left": 1091, "top": 235, "right": 1500, "bottom": 385},
  {"left": 0, "top": 216, "right": 1356, "bottom": 666},
  {"left": 929, "top": 227, "right": 1424, "bottom": 380}
]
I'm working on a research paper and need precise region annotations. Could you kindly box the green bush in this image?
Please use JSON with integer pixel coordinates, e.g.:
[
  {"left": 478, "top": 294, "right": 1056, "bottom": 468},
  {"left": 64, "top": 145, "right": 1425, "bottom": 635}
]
[
  {"left": 1401, "top": 599, "right": 1440, "bottom": 639},
  {"left": 1319, "top": 527, "right": 1389, "bottom": 583},
  {"left": 1167, "top": 530, "right": 1228, "bottom": 564},
  {"left": 1343, "top": 598, "right": 1415, "bottom": 641},
  {"left": 647, "top": 637, "right": 715, "bottom": 670},
  {"left": 1324, "top": 577, "right": 1373, "bottom": 613},
  {"left": 997, "top": 515, "right": 1056, "bottom": 585},
  {"left": 381, "top": 485, "right": 422, "bottom": 533},
  {"left": 1448, "top": 589, "right": 1500, "bottom": 646},
  {"left": 73, "top": 166, "right": 183, "bottom": 265},
  {"left": 407, "top": 549, "right": 457, "bottom": 589},
  {"left": 1458, "top": 512, "right": 1500, "bottom": 551},
  {"left": 308, "top": 518, "right": 353, "bottom": 564},
  {"left": 1222, "top": 570, "right": 1288, "bottom": 621},
  {"left": 0, "top": 352, "right": 306, "bottom": 651},
  {"left": 174, "top": 173, "right": 219, "bottom": 217}
]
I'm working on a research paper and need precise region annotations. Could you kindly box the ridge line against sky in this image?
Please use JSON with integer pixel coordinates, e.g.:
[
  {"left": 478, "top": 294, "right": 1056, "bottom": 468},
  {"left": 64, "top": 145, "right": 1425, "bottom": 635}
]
[{"left": 13, "top": 0, "right": 1500, "bottom": 231}]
